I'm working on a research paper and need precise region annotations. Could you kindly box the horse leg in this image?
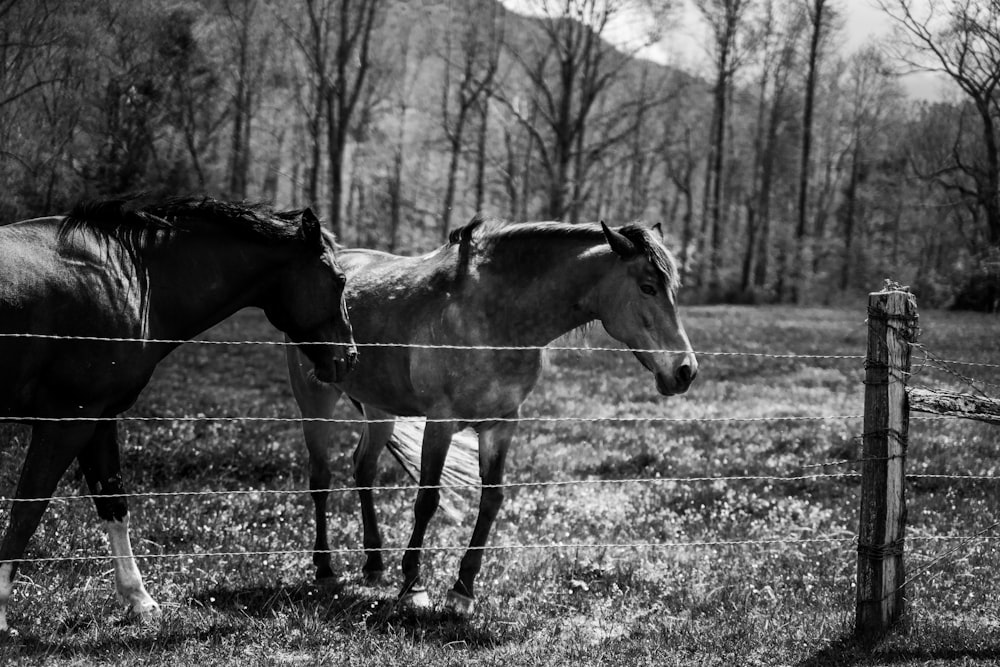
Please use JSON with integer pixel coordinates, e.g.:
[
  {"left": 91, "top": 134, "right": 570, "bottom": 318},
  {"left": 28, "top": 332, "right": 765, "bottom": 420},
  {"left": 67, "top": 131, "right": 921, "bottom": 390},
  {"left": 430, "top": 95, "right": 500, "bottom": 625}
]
[
  {"left": 77, "top": 420, "right": 159, "bottom": 623},
  {"left": 352, "top": 406, "right": 395, "bottom": 583},
  {"left": 0, "top": 420, "right": 97, "bottom": 634},
  {"left": 445, "top": 419, "right": 516, "bottom": 615},
  {"left": 286, "top": 344, "right": 344, "bottom": 581},
  {"left": 398, "top": 419, "right": 455, "bottom": 608}
]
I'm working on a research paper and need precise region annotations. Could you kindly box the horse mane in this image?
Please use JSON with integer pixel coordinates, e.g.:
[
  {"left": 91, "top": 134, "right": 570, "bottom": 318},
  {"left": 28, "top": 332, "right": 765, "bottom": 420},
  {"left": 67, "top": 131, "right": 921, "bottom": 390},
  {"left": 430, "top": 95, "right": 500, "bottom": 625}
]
[
  {"left": 447, "top": 215, "right": 681, "bottom": 291},
  {"left": 61, "top": 195, "right": 306, "bottom": 251}
]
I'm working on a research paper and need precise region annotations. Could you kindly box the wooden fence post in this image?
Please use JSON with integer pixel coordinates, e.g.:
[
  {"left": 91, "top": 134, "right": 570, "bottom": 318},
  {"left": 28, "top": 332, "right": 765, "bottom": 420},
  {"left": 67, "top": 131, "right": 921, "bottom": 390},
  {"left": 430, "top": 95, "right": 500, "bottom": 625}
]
[{"left": 855, "top": 286, "right": 918, "bottom": 638}]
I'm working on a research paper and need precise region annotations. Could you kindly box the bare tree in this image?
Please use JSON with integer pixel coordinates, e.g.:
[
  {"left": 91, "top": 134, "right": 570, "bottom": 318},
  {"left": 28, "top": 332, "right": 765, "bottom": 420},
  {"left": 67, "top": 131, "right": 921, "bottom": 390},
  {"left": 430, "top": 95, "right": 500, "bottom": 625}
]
[
  {"left": 285, "top": 0, "right": 384, "bottom": 237},
  {"left": 740, "top": 0, "right": 804, "bottom": 295},
  {"left": 837, "top": 46, "right": 901, "bottom": 290},
  {"left": 793, "top": 0, "right": 840, "bottom": 302},
  {"left": 219, "top": 0, "right": 276, "bottom": 200},
  {"left": 880, "top": 0, "right": 1000, "bottom": 247},
  {"left": 497, "top": 0, "right": 670, "bottom": 222},
  {"left": 664, "top": 125, "right": 699, "bottom": 281},
  {"left": 439, "top": 0, "right": 503, "bottom": 239},
  {"left": 159, "top": 8, "right": 231, "bottom": 189},
  {"left": 385, "top": 12, "right": 430, "bottom": 252},
  {"left": 694, "top": 0, "right": 754, "bottom": 295},
  {"left": 0, "top": 0, "right": 76, "bottom": 217}
]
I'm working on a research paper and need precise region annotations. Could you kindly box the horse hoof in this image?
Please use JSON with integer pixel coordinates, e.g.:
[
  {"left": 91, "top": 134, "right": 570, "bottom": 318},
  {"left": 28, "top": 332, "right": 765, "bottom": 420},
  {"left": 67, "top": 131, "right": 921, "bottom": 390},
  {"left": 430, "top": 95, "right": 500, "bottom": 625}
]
[
  {"left": 128, "top": 602, "right": 162, "bottom": 626},
  {"left": 398, "top": 586, "right": 432, "bottom": 610},
  {"left": 444, "top": 589, "right": 476, "bottom": 616},
  {"left": 315, "top": 565, "right": 336, "bottom": 581},
  {"left": 362, "top": 569, "right": 384, "bottom": 585}
]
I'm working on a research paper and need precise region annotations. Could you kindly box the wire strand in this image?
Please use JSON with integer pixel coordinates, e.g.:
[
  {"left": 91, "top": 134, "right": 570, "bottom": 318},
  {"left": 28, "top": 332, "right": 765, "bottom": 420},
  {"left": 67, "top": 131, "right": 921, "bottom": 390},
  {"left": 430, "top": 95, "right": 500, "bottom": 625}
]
[
  {"left": 0, "top": 472, "right": 864, "bottom": 504},
  {"left": 5, "top": 470, "right": 994, "bottom": 506},
  {"left": 6, "top": 414, "right": 866, "bottom": 424},
  {"left": 0, "top": 332, "right": 864, "bottom": 358},
  {"left": 5, "top": 533, "right": 996, "bottom": 567},
  {"left": 2, "top": 537, "right": 859, "bottom": 565}
]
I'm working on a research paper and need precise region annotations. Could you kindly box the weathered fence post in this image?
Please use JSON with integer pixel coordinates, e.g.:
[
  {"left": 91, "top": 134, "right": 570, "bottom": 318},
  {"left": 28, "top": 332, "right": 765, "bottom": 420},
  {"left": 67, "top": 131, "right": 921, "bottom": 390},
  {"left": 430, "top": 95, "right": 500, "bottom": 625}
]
[{"left": 855, "top": 285, "right": 918, "bottom": 638}]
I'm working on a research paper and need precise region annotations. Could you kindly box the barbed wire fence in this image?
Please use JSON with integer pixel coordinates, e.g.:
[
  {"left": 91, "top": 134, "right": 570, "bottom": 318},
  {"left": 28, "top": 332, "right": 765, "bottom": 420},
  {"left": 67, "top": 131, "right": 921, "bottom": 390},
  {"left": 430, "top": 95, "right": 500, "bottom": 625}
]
[{"left": 2, "top": 297, "right": 1000, "bottom": 636}]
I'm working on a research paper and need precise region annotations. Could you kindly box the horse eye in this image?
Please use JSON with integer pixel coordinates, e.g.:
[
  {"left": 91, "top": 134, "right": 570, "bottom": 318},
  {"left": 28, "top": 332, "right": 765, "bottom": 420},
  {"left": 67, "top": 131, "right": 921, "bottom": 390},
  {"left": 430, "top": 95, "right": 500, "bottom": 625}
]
[{"left": 640, "top": 284, "right": 656, "bottom": 296}]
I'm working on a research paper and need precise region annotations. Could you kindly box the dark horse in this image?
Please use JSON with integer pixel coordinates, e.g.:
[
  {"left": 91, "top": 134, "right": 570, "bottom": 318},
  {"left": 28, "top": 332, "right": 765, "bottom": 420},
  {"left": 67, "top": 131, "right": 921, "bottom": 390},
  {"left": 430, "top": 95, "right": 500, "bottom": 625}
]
[
  {"left": 286, "top": 216, "right": 697, "bottom": 614},
  {"left": 0, "top": 197, "right": 357, "bottom": 633}
]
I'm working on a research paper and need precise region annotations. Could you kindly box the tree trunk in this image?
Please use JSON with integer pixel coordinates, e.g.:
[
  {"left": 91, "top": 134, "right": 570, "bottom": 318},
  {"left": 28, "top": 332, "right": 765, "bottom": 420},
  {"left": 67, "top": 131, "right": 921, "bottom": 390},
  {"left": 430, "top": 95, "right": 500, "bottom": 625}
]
[
  {"left": 442, "top": 130, "right": 465, "bottom": 240},
  {"left": 796, "top": 0, "right": 825, "bottom": 303},
  {"left": 975, "top": 97, "right": 1000, "bottom": 246},
  {"left": 504, "top": 126, "right": 519, "bottom": 220},
  {"left": 840, "top": 139, "right": 861, "bottom": 290},
  {"left": 707, "top": 72, "right": 728, "bottom": 295},
  {"left": 699, "top": 99, "right": 720, "bottom": 291},
  {"left": 326, "top": 84, "right": 344, "bottom": 238},
  {"left": 520, "top": 103, "right": 537, "bottom": 221},
  {"left": 679, "top": 180, "right": 694, "bottom": 283},
  {"left": 474, "top": 94, "right": 489, "bottom": 212},
  {"left": 227, "top": 2, "right": 251, "bottom": 200},
  {"left": 388, "top": 96, "right": 407, "bottom": 252},
  {"left": 629, "top": 66, "right": 649, "bottom": 220}
]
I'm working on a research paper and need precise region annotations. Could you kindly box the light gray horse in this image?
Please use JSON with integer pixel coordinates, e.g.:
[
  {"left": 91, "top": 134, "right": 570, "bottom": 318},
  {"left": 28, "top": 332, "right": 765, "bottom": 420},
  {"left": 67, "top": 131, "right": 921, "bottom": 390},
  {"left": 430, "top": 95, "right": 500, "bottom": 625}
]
[{"left": 286, "top": 216, "right": 697, "bottom": 614}]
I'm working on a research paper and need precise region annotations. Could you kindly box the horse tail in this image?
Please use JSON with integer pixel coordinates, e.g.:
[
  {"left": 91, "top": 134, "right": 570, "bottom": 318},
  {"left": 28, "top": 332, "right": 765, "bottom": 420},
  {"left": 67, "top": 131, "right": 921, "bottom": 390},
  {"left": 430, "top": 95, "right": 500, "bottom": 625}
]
[{"left": 384, "top": 420, "right": 480, "bottom": 523}]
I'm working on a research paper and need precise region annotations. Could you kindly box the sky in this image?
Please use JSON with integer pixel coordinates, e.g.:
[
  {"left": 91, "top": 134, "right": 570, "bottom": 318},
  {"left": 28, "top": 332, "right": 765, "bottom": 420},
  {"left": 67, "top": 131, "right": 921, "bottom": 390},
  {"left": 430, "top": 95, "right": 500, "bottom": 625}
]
[{"left": 499, "top": 0, "right": 952, "bottom": 100}]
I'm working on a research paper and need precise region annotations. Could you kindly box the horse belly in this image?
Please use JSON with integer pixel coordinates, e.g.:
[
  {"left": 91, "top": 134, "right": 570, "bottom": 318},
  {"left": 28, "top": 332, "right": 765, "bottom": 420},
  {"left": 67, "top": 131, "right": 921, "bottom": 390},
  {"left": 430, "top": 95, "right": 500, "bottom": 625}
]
[
  {"left": 0, "top": 337, "right": 156, "bottom": 418},
  {"left": 0, "top": 343, "right": 42, "bottom": 418},
  {"left": 410, "top": 349, "right": 542, "bottom": 421},
  {"left": 335, "top": 349, "right": 428, "bottom": 417}
]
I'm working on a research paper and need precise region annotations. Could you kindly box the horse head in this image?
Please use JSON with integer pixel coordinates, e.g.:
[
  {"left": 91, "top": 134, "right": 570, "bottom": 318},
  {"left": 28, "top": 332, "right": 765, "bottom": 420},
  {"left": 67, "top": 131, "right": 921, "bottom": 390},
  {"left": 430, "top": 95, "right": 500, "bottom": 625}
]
[
  {"left": 594, "top": 221, "right": 697, "bottom": 396},
  {"left": 268, "top": 208, "right": 357, "bottom": 383}
]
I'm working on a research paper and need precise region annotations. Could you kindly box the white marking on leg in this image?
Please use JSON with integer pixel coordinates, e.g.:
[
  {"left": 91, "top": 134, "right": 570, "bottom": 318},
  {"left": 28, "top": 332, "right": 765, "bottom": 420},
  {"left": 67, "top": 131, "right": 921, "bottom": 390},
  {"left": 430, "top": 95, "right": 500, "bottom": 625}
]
[
  {"left": 0, "top": 562, "right": 14, "bottom": 633},
  {"left": 105, "top": 516, "right": 160, "bottom": 621}
]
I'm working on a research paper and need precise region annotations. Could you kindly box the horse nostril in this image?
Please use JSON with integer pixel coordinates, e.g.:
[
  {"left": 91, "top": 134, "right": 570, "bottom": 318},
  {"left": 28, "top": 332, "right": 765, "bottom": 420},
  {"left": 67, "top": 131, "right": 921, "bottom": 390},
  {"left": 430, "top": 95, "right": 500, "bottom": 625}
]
[{"left": 676, "top": 363, "right": 695, "bottom": 387}]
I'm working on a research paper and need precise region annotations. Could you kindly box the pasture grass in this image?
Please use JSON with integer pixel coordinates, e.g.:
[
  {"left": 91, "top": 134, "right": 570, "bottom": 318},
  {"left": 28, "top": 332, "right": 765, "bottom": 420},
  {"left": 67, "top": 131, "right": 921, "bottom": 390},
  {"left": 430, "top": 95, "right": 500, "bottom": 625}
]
[{"left": 1, "top": 304, "right": 1000, "bottom": 665}]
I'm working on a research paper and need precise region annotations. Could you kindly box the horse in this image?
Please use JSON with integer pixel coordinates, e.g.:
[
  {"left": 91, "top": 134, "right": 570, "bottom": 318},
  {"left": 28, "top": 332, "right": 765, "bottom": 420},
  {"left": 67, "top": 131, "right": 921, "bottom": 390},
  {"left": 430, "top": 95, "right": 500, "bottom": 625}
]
[
  {"left": 286, "top": 215, "right": 697, "bottom": 614},
  {"left": 0, "top": 196, "right": 358, "bottom": 634}
]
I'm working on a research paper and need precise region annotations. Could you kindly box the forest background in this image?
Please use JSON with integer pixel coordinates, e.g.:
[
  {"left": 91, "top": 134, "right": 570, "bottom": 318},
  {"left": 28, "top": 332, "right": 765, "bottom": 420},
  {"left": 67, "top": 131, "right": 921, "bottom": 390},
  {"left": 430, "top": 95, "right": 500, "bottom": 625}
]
[{"left": 2, "top": 0, "right": 998, "bottom": 308}]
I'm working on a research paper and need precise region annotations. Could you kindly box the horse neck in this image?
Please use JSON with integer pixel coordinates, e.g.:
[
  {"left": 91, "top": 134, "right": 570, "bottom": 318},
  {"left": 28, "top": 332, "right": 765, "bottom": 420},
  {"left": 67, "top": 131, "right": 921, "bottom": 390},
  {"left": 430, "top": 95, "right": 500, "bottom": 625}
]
[
  {"left": 142, "top": 233, "right": 294, "bottom": 341},
  {"left": 477, "top": 237, "right": 614, "bottom": 346}
]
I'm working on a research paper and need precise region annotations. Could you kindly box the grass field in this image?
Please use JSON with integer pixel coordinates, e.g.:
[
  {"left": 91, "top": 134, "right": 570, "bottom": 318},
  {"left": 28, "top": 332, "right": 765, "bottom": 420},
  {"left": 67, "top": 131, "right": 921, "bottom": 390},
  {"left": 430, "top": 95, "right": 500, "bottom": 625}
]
[{"left": 1, "top": 303, "right": 999, "bottom": 665}]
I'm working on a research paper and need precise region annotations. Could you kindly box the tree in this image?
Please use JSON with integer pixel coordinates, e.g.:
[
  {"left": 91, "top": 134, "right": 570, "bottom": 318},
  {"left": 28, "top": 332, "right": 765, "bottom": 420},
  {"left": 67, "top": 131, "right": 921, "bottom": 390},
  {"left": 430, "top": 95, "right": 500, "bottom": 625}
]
[
  {"left": 498, "top": 0, "right": 670, "bottom": 222},
  {"left": 0, "top": 0, "right": 76, "bottom": 218},
  {"left": 694, "top": 0, "right": 754, "bottom": 295},
  {"left": 286, "top": 0, "right": 384, "bottom": 237},
  {"left": 439, "top": 0, "right": 503, "bottom": 239},
  {"left": 836, "top": 47, "right": 901, "bottom": 291},
  {"left": 740, "top": 0, "right": 805, "bottom": 296},
  {"left": 159, "top": 7, "right": 230, "bottom": 190},
  {"left": 794, "top": 0, "right": 840, "bottom": 302},
  {"left": 218, "top": 0, "right": 275, "bottom": 201},
  {"left": 85, "top": 2, "right": 180, "bottom": 195},
  {"left": 880, "top": 0, "right": 1000, "bottom": 248},
  {"left": 878, "top": 0, "right": 1000, "bottom": 307}
]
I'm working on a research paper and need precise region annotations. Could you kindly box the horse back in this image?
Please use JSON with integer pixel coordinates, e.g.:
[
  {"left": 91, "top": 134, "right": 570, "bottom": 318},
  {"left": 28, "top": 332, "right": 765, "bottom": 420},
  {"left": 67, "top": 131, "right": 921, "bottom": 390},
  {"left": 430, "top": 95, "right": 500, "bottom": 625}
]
[
  {"left": 329, "top": 246, "right": 545, "bottom": 420},
  {"left": 0, "top": 218, "right": 143, "bottom": 332},
  {"left": 0, "top": 218, "right": 157, "bottom": 418}
]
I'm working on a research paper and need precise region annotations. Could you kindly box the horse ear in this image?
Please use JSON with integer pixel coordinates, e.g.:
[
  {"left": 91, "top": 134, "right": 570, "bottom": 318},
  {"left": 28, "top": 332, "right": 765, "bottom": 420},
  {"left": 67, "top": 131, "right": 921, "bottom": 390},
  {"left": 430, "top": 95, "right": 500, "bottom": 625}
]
[
  {"left": 601, "top": 221, "right": 637, "bottom": 258},
  {"left": 301, "top": 207, "right": 322, "bottom": 245},
  {"left": 651, "top": 222, "right": 664, "bottom": 239}
]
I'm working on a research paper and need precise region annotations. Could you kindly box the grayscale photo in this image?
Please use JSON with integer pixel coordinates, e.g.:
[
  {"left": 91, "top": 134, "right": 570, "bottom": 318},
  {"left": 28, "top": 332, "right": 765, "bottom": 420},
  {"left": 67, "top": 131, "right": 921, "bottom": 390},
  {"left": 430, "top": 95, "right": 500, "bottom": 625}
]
[{"left": 1, "top": 0, "right": 998, "bottom": 664}]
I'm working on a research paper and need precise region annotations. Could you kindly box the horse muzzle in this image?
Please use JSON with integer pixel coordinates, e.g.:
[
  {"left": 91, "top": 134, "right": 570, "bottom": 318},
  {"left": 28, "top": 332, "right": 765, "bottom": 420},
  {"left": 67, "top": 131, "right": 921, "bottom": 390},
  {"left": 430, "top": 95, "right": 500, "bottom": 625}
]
[
  {"left": 654, "top": 357, "right": 698, "bottom": 396},
  {"left": 309, "top": 344, "right": 359, "bottom": 384},
  {"left": 634, "top": 350, "right": 698, "bottom": 396},
  {"left": 331, "top": 345, "right": 359, "bottom": 383}
]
